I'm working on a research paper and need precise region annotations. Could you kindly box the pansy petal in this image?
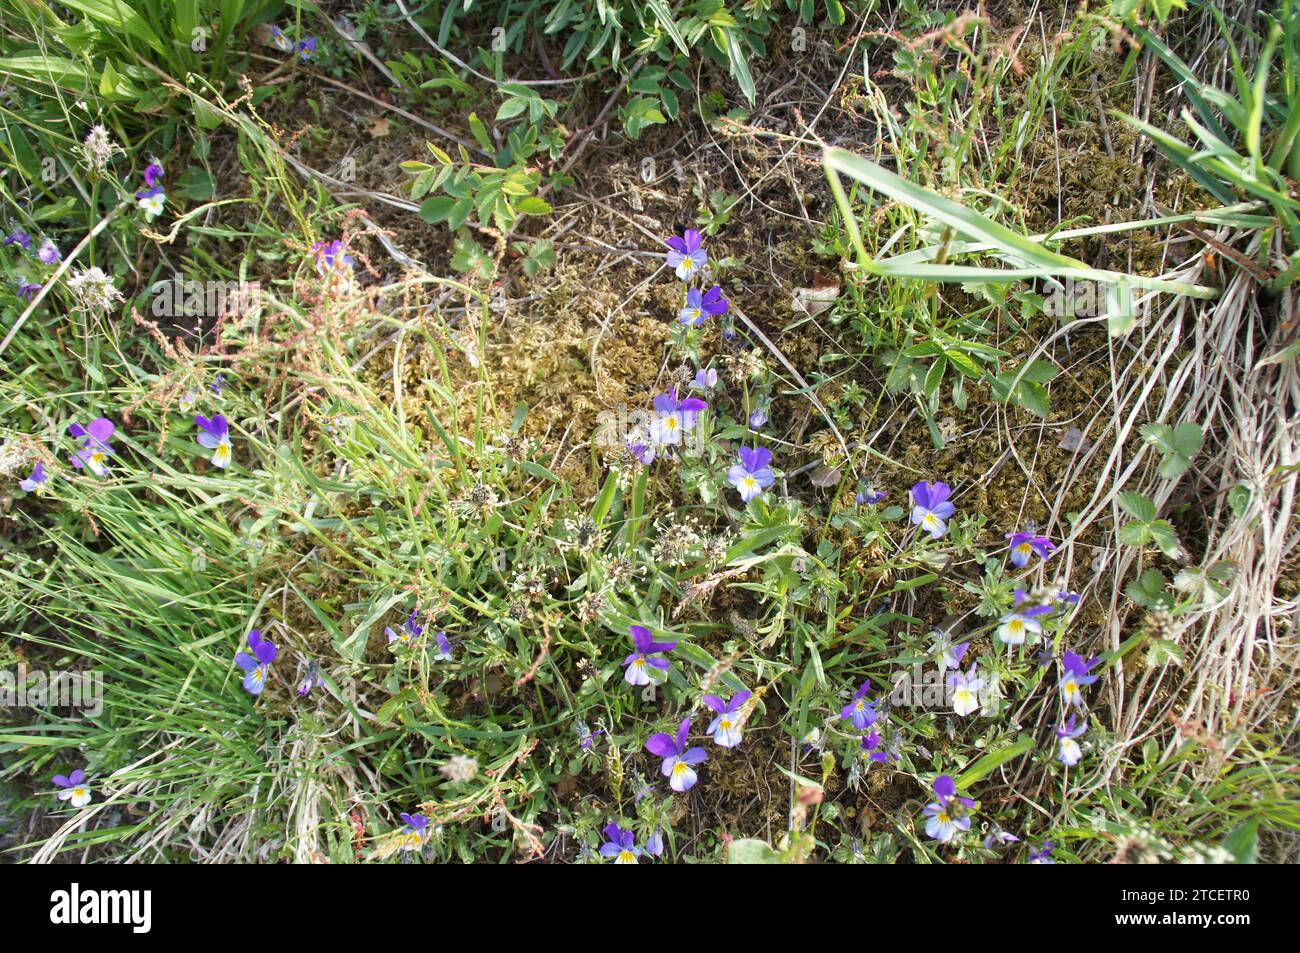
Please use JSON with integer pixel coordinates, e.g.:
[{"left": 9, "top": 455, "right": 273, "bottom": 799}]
[
  {"left": 645, "top": 733, "right": 677, "bottom": 758},
  {"left": 86, "top": 418, "right": 115, "bottom": 442}
]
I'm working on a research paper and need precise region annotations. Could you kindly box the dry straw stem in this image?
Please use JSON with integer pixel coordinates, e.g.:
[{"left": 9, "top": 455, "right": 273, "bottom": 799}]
[{"left": 1004, "top": 227, "right": 1298, "bottom": 819}]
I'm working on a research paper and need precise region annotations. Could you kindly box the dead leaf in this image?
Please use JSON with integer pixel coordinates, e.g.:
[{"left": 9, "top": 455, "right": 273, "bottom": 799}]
[
  {"left": 809, "top": 464, "right": 842, "bottom": 488},
  {"left": 367, "top": 116, "right": 391, "bottom": 138},
  {"left": 791, "top": 282, "right": 840, "bottom": 318}
]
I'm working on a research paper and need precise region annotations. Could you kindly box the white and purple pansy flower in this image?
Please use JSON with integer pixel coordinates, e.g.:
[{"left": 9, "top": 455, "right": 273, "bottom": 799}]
[
  {"left": 728, "top": 445, "right": 775, "bottom": 503},
  {"left": 68, "top": 417, "right": 115, "bottom": 476},
  {"left": 1006, "top": 530, "right": 1055, "bottom": 567},
  {"left": 947, "top": 663, "right": 985, "bottom": 717},
  {"left": 1059, "top": 651, "right": 1101, "bottom": 709},
  {"left": 997, "top": 589, "right": 1052, "bottom": 645},
  {"left": 621, "top": 624, "right": 676, "bottom": 685},
  {"left": 19, "top": 461, "right": 48, "bottom": 494},
  {"left": 599, "top": 822, "right": 640, "bottom": 864},
  {"left": 692, "top": 367, "right": 718, "bottom": 390},
  {"left": 235, "top": 629, "right": 277, "bottom": 695},
  {"left": 37, "top": 238, "right": 60, "bottom": 264},
  {"left": 270, "top": 25, "right": 295, "bottom": 51},
  {"left": 931, "top": 632, "right": 969, "bottom": 673},
  {"left": 678, "top": 284, "right": 728, "bottom": 326},
  {"left": 923, "top": 774, "right": 977, "bottom": 843},
  {"left": 648, "top": 388, "right": 707, "bottom": 446},
  {"left": 1056, "top": 715, "right": 1086, "bottom": 766},
  {"left": 646, "top": 717, "right": 708, "bottom": 793},
  {"left": 136, "top": 184, "right": 166, "bottom": 220},
  {"left": 703, "top": 690, "right": 751, "bottom": 748},
  {"left": 910, "top": 480, "right": 955, "bottom": 539},
  {"left": 194, "top": 414, "right": 233, "bottom": 469},
  {"left": 53, "top": 768, "right": 92, "bottom": 808},
  {"left": 665, "top": 228, "right": 707, "bottom": 280}
]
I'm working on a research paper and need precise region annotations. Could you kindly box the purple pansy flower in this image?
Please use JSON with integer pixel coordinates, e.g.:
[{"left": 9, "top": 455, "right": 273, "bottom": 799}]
[
  {"left": 1006, "top": 530, "right": 1056, "bottom": 567},
  {"left": 143, "top": 161, "right": 164, "bottom": 187},
  {"left": 840, "top": 679, "right": 878, "bottom": 730},
  {"left": 931, "top": 631, "right": 969, "bottom": 673},
  {"left": 37, "top": 238, "right": 60, "bottom": 264},
  {"left": 1028, "top": 840, "right": 1056, "bottom": 864},
  {"left": 728, "top": 446, "right": 774, "bottom": 503},
  {"left": 947, "top": 664, "right": 985, "bottom": 717},
  {"left": 910, "top": 481, "right": 955, "bottom": 539},
  {"left": 270, "top": 25, "right": 295, "bottom": 52},
  {"left": 297, "top": 659, "right": 323, "bottom": 697},
  {"left": 861, "top": 729, "right": 895, "bottom": 763},
  {"left": 678, "top": 285, "right": 728, "bottom": 326},
  {"left": 235, "top": 629, "right": 277, "bottom": 695},
  {"left": 136, "top": 184, "right": 166, "bottom": 220},
  {"left": 67, "top": 418, "right": 115, "bottom": 476},
  {"left": 692, "top": 368, "right": 718, "bottom": 390},
  {"left": 748, "top": 408, "right": 768, "bottom": 429},
  {"left": 645, "top": 828, "right": 665, "bottom": 857},
  {"left": 313, "top": 239, "right": 354, "bottom": 278},
  {"left": 3, "top": 229, "right": 31, "bottom": 250},
  {"left": 621, "top": 624, "right": 676, "bottom": 685},
  {"left": 599, "top": 822, "right": 640, "bottom": 864},
  {"left": 398, "top": 812, "right": 429, "bottom": 851},
  {"left": 984, "top": 829, "right": 1021, "bottom": 848},
  {"left": 702, "top": 690, "right": 751, "bottom": 748},
  {"left": 432, "top": 631, "right": 453, "bottom": 661},
  {"left": 665, "top": 228, "right": 706, "bottom": 280},
  {"left": 649, "top": 388, "right": 707, "bottom": 446},
  {"left": 386, "top": 609, "right": 424, "bottom": 649},
  {"left": 1059, "top": 651, "right": 1101, "bottom": 709},
  {"left": 627, "top": 442, "right": 656, "bottom": 465},
  {"left": 923, "top": 775, "right": 977, "bottom": 843},
  {"left": 53, "top": 768, "right": 92, "bottom": 808},
  {"left": 998, "top": 589, "right": 1052, "bottom": 645},
  {"left": 646, "top": 717, "right": 707, "bottom": 793},
  {"left": 856, "top": 485, "right": 887, "bottom": 505},
  {"left": 17, "top": 280, "right": 41, "bottom": 299},
  {"left": 297, "top": 37, "right": 316, "bottom": 60},
  {"left": 195, "top": 414, "right": 233, "bottom": 469},
  {"left": 19, "top": 461, "right": 48, "bottom": 494},
  {"left": 1056, "top": 715, "right": 1086, "bottom": 766}
]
